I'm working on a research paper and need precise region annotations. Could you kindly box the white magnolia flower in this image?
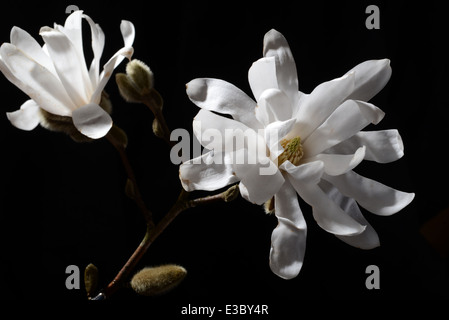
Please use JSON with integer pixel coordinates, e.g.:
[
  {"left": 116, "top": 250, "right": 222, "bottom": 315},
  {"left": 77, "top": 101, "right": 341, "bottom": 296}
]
[
  {"left": 1, "top": 10, "right": 135, "bottom": 139},
  {"left": 180, "top": 29, "right": 414, "bottom": 279}
]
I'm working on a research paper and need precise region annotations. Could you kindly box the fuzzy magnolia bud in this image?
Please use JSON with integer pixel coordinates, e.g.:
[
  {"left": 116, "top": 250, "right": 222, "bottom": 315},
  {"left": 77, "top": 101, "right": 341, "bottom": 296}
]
[
  {"left": 84, "top": 263, "right": 99, "bottom": 298},
  {"left": 130, "top": 265, "right": 187, "bottom": 296},
  {"left": 116, "top": 59, "right": 154, "bottom": 103},
  {"left": 126, "top": 59, "right": 154, "bottom": 94}
]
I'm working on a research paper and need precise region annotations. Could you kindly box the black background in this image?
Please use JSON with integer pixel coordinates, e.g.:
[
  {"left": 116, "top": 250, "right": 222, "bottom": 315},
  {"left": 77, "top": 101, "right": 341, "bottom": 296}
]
[{"left": 0, "top": 0, "right": 448, "bottom": 309}]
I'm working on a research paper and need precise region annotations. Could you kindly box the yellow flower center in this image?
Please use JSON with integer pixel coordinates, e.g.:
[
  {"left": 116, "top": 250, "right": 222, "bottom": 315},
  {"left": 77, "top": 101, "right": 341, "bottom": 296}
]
[{"left": 277, "top": 136, "right": 304, "bottom": 166}]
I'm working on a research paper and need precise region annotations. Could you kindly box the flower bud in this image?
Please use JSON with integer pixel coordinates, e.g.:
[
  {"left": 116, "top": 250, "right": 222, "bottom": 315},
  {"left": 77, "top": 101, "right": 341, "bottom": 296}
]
[
  {"left": 130, "top": 264, "right": 187, "bottom": 296},
  {"left": 84, "top": 263, "right": 99, "bottom": 298},
  {"left": 126, "top": 59, "right": 154, "bottom": 94}
]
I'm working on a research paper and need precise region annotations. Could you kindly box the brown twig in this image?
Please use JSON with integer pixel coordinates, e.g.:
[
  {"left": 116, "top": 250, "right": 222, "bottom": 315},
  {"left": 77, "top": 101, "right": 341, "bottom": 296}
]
[{"left": 92, "top": 186, "right": 238, "bottom": 300}]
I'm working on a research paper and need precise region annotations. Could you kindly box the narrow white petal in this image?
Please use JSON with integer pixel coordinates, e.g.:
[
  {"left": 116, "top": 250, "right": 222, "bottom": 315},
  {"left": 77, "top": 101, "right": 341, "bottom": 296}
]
[
  {"left": 303, "top": 146, "right": 366, "bottom": 176},
  {"left": 91, "top": 46, "right": 134, "bottom": 104},
  {"left": 255, "top": 88, "right": 292, "bottom": 127},
  {"left": 270, "top": 183, "right": 307, "bottom": 279},
  {"left": 303, "top": 99, "right": 385, "bottom": 157},
  {"left": 234, "top": 149, "right": 284, "bottom": 205},
  {"left": 263, "top": 29, "right": 300, "bottom": 112},
  {"left": 320, "top": 180, "right": 380, "bottom": 249},
  {"left": 248, "top": 56, "right": 278, "bottom": 103},
  {"left": 192, "top": 109, "right": 266, "bottom": 156},
  {"left": 0, "top": 43, "right": 75, "bottom": 116},
  {"left": 325, "top": 130, "right": 404, "bottom": 163},
  {"left": 186, "top": 78, "right": 261, "bottom": 130},
  {"left": 345, "top": 59, "right": 392, "bottom": 102},
  {"left": 6, "top": 99, "right": 41, "bottom": 131},
  {"left": 283, "top": 161, "right": 366, "bottom": 236},
  {"left": 83, "top": 14, "right": 105, "bottom": 87},
  {"left": 293, "top": 72, "right": 355, "bottom": 140},
  {"left": 10, "top": 26, "right": 56, "bottom": 75},
  {"left": 120, "top": 20, "right": 135, "bottom": 48},
  {"left": 90, "top": 21, "right": 134, "bottom": 104},
  {"left": 72, "top": 103, "right": 113, "bottom": 139},
  {"left": 40, "top": 26, "right": 92, "bottom": 106},
  {"left": 179, "top": 151, "right": 239, "bottom": 192},
  {"left": 324, "top": 170, "right": 415, "bottom": 216}
]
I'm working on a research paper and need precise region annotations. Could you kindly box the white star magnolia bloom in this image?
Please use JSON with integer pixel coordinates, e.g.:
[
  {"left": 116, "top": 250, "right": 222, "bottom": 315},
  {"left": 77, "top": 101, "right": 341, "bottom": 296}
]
[
  {"left": 0, "top": 10, "right": 135, "bottom": 139},
  {"left": 180, "top": 29, "right": 415, "bottom": 279}
]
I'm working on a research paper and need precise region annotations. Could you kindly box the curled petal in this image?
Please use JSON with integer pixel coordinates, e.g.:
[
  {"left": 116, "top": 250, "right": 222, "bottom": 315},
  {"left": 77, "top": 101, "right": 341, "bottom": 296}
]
[
  {"left": 345, "top": 59, "right": 392, "bottom": 102},
  {"left": 283, "top": 161, "right": 366, "bottom": 236},
  {"left": 303, "top": 99, "right": 385, "bottom": 157},
  {"left": 319, "top": 180, "right": 380, "bottom": 249},
  {"left": 179, "top": 151, "right": 239, "bottom": 192},
  {"left": 323, "top": 170, "right": 415, "bottom": 216},
  {"left": 72, "top": 103, "right": 113, "bottom": 139},
  {"left": 248, "top": 56, "right": 278, "bottom": 103},
  {"left": 324, "top": 130, "right": 404, "bottom": 163},
  {"left": 293, "top": 72, "right": 354, "bottom": 140},
  {"left": 120, "top": 20, "right": 135, "bottom": 48},
  {"left": 83, "top": 14, "right": 105, "bottom": 87},
  {"left": 262, "top": 29, "right": 300, "bottom": 111},
  {"left": 186, "top": 78, "right": 261, "bottom": 130},
  {"left": 6, "top": 99, "right": 41, "bottom": 131},
  {"left": 90, "top": 21, "right": 134, "bottom": 105}
]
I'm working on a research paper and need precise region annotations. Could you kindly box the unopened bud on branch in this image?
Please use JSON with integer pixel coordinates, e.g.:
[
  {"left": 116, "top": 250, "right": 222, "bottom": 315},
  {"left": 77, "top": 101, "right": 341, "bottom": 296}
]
[{"left": 130, "top": 264, "right": 187, "bottom": 296}]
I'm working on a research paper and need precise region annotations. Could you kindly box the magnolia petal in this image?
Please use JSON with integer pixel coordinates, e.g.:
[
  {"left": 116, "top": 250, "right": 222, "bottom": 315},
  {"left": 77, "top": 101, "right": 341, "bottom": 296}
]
[
  {"left": 303, "top": 146, "right": 366, "bottom": 176},
  {"left": 186, "top": 78, "right": 261, "bottom": 130},
  {"left": 262, "top": 29, "right": 300, "bottom": 112},
  {"left": 323, "top": 170, "right": 415, "bottom": 216},
  {"left": 91, "top": 46, "right": 134, "bottom": 105},
  {"left": 293, "top": 72, "right": 355, "bottom": 140},
  {"left": 248, "top": 56, "right": 278, "bottom": 103},
  {"left": 0, "top": 43, "right": 75, "bottom": 116},
  {"left": 10, "top": 26, "right": 56, "bottom": 75},
  {"left": 345, "top": 59, "right": 392, "bottom": 102},
  {"left": 325, "top": 130, "right": 404, "bottom": 163},
  {"left": 303, "top": 99, "right": 385, "bottom": 157},
  {"left": 255, "top": 88, "right": 292, "bottom": 127},
  {"left": 179, "top": 151, "right": 239, "bottom": 192},
  {"left": 90, "top": 21, "right": 134, "bottom": 105},
  {"left": 270, "top": 182, "right": 306, "bottom": 279},
  {"left": 72, "top": 103, "right": 113, "bottom": 139},
  {"left": 234, "top": 149, "right": 284, "bottom": 205},
  {"left": 6, "top": 99, "right": 41, "bottom": 131},
  {"left": 192, "top": 109, "right": 266, "bottom": 155},
  {"left": 83, "top": 14, "right": 105, "bottom": 87},
  {"left": 40, "top": 26, "right": 92, "bottom": 106},
  {"left": 320, "top": 180, "right": 380, "bottom": 249},
  {"left": 283, "top": 161, "right": 366, "bottom": 236},
  {"left": 120, "top": 20, "right": 135, "bottom": 48}
]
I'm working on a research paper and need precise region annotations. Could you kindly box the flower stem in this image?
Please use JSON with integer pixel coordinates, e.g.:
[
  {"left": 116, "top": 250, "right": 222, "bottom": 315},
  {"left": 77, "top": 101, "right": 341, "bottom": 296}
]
[
  {"left": 106, "top": 131, "right": 154, "bottom": 225},
  {"left": 93, "top": 186, "right": 238, "bottom": 299}
]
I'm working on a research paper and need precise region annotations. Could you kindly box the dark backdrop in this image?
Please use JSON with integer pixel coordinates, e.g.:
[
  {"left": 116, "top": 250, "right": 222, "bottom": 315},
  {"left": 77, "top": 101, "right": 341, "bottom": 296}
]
[{"left": 0, "top": 0, "right": 447, "bottom": 308}]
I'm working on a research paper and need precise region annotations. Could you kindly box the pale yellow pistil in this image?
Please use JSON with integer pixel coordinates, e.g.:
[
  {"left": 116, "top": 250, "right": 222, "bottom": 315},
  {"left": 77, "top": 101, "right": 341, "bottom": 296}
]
[{"left": 277, "top": 136, "right": 304, "bottom": 167}]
